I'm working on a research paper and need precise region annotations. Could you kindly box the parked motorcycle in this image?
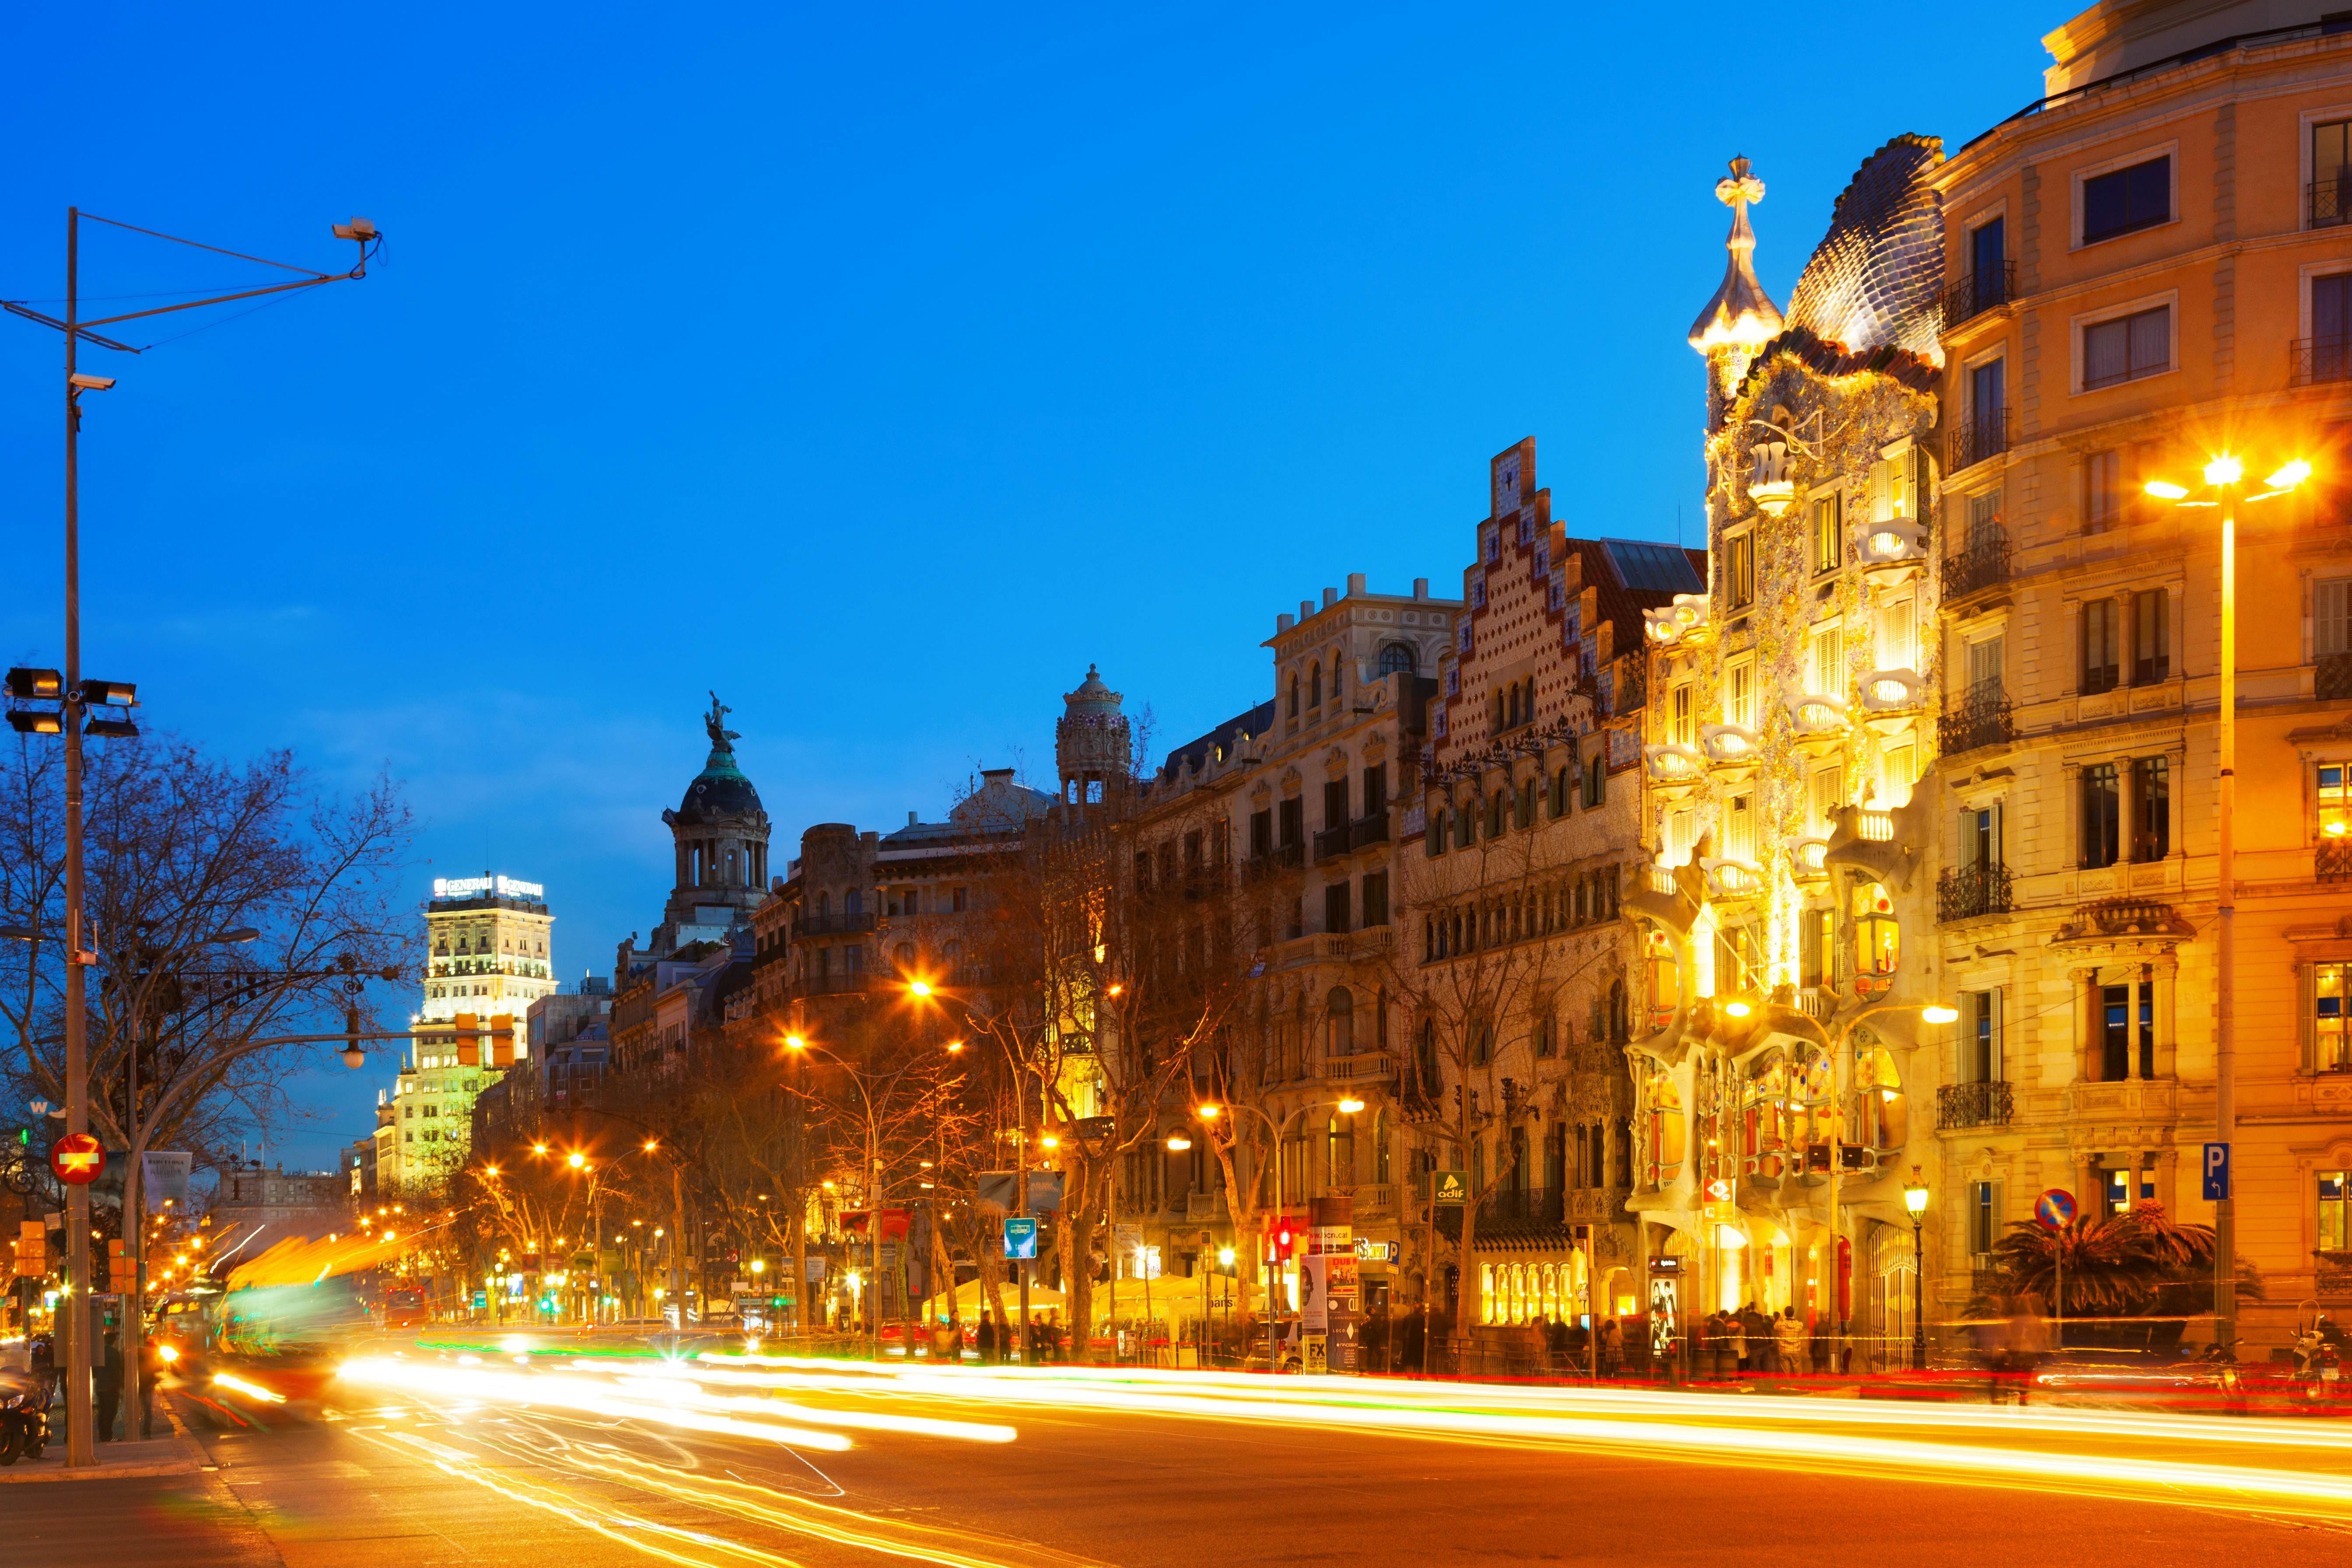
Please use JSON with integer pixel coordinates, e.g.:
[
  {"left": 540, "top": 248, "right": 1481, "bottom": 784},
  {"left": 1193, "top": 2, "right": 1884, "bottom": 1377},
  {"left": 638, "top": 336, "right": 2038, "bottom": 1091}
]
[{"left": 0, "top": 1370, "right": 51, "bottom": 1465}]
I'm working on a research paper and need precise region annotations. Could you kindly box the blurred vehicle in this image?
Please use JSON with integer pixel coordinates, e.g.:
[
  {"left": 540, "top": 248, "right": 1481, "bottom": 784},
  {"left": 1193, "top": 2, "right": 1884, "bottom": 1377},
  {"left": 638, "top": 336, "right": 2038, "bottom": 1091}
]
[
  {"left": 204, "top": 1279, "right": 375, "bottom": 1419},
  {"left": 0, "top": 1367, "right": 50, "bottom": 1464},
  {"left": 381, "top": 1285, "right": 427, "bottom": 1330}
]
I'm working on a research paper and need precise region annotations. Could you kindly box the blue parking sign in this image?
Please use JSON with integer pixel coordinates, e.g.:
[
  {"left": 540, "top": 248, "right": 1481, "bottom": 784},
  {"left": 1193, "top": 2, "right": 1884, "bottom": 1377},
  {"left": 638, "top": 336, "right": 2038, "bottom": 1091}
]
[
  {"left": 1003, "top": 1215, "right": 1039, "bottom": 1260},
  {"left": 2202, "top": 1141, "right": 2231, "bottom": 1201}
]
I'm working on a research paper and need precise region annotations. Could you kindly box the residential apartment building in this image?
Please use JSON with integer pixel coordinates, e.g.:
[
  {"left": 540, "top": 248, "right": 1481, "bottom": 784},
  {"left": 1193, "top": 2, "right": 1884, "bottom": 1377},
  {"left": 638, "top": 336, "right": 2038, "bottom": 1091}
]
[
  {"left": 1410, "top": 438, "right": 1682, "bottom": 1339},
  {"left": 1634, "top": 137, "right": 1956, "bottom": 1365},
  {"left": 1925, "top": 0, "right": 2352, "bottom": 1344},
  {"left": 1126, "top": 574, "right": 1454, "bottom": 1329}
]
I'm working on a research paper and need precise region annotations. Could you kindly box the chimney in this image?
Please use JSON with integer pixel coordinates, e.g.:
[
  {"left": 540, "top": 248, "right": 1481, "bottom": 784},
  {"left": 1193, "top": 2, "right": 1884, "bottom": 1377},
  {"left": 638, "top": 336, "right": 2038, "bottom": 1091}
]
[
  {"left": 1321, "top": 587, "right": 1337, "bottom": 608},
  {"left": 1277, "top": 612, "right": 1295, "bottom": 633},
  {"left": 908, "top": 810, "right": 918, "bottom": 826},
  {"left": 1413, "top": 578, "right": 1429, "bottom": 600},
  {"left": 1300, "top": 599, "right": 1314, "bottom": 622},
  {"left": 1346, "top": 572, "right": 1367, "bottom": 597}
]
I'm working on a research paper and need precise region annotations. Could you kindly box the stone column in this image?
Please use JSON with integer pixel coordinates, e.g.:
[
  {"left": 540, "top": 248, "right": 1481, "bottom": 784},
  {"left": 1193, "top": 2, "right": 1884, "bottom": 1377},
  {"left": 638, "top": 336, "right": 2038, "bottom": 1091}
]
[
  {"left": 2070, "top": 966, "right": 2100, "bottom": 1083},
  {"left": 2153, "top": 956, "right": 2179, "bottom": 1080}
]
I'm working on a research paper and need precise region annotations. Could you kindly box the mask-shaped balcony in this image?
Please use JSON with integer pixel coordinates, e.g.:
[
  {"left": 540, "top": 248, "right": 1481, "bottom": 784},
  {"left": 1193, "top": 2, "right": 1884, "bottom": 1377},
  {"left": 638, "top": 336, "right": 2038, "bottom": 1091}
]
[
  {"left": 1644, "top": 743, "right": 1706, "bottom": 794},
  {"left": 1643, "top": 592, "right": 1712, "bottom": 650},
  {"left": 1788, "top": 837, "right": 1830, "bottom": 883},
  {"left": 1861, "top": 520, "right": 1929, "bottom": 586},
  {"left": 1784, "top": 690, "right": 1850, "bottom": 752},
  {"left": 1701, "top": 855, "right": 1766, "bottom": 902},
  {"left": 1858, "top": 669, "right": 1926, "bottom": 734},
  {"left": 1699, "top": 722, "right": 1761, "bottom": 776}
]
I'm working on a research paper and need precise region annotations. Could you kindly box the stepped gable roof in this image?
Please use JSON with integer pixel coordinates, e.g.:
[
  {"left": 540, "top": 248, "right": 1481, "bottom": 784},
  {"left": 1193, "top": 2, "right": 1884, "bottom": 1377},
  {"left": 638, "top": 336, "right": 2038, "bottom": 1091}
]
[{"left": 1783, "top": 133, "right": 1946, "bottom": 364}]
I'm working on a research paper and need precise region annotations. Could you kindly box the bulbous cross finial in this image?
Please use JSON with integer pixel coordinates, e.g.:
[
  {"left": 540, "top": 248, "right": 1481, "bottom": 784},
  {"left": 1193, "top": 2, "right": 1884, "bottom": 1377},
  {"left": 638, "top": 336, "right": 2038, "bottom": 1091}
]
[{"left": 1715, "top": 155, "right": 1766, "bottom": 210}]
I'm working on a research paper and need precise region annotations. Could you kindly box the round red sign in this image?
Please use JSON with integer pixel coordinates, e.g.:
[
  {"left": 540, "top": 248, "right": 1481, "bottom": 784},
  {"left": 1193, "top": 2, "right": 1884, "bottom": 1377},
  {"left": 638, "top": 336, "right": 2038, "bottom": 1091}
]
[{"left": 49, "top": 1132, "right": 105, "bottom": 1185}]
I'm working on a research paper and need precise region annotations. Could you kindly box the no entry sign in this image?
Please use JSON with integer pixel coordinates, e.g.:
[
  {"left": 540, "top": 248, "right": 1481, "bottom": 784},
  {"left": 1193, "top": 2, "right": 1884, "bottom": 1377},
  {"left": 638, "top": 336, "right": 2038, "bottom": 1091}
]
[{"left": 49, "top": 1133, "right": 105, "bottom": 1185}]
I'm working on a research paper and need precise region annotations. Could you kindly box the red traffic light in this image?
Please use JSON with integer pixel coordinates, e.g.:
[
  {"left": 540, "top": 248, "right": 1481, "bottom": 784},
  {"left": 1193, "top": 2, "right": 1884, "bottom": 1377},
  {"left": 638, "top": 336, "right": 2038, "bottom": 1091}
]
[{"left": 50, "top": 1132, "right": 105, "bottom": 1184}]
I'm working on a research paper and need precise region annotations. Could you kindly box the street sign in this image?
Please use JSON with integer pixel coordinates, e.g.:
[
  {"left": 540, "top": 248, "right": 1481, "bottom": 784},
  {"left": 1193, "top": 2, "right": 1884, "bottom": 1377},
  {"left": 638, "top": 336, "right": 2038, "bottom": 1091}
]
[
  {"left": 2202, "top": 1141, "right": 2232, "bottom": 1202},
  {"left": 1113, "top": 1222, "right": 1143, "bottom": 1257},
  {"left": 1352, "top": 1237, "right": 1398, "bottom": 1265},
  {"left": 1003, "top": 1215, "right": 1039, "bottom": 1260},
  {"left": 49, "top": 1132, "right": 104, "bottom": 1184},
  {"left": 143, "top": 1151, "right": 192, "bottom": 1211},
  {"left": 1432, "top": 1171, "right": 1466, "bottom": 1206},
  {"left": 2034, "top": 1188, "right": 2076, "bottom": 1230}
]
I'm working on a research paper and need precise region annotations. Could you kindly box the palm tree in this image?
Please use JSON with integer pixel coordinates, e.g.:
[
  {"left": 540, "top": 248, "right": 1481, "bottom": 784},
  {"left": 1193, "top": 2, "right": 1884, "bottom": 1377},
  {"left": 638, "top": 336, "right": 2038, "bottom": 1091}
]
[{"left": 1987, "top": 1204, "right": 2261, "bottom": 1318}]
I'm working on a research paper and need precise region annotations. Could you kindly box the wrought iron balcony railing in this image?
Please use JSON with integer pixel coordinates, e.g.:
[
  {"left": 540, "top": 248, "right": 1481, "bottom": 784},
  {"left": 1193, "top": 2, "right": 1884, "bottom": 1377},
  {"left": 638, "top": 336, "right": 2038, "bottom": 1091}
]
[
  {"left": 2319, "top": 650, "right": 2352, "bottom": 701},
  {"left": 1938, "top": 683, "right": 2016, "bottom": 756},
  {"left": 1938, "top": 1080, "right": 2015, "bottom": 1130},
  {"left": 1938, "top": 860, "right": 2014, "bottom": 922},
  {"left": 1941, "top": 261, "right": 2016, "bottom": 329},
  {"left": 1312, "top": 825, "right": 1351, "bottom": 863},
  {"left": 1477, "top": 1185, "right": 1565, "bottom": 1227},
  {"left": 2310, "top": 176, "right": 2349, "bottom": 230},
  {"left": 1948, "top": 410, "right": 2013, "bottom": 472},
  {"left": 1350, "top": 812, "right": 1391, "bottom": 850},
  {"left": 2320, "top": 835, "right": 2352, "bottom": 884},
  {"left": 2292, "top": 336, "right": 2352, "bottom": 388},
  {"left": 793, "top": 911, "right": 878, "bottom": 938},
  {"left": 1944, "top": 533, "right": 2011, "bottom": 600}
]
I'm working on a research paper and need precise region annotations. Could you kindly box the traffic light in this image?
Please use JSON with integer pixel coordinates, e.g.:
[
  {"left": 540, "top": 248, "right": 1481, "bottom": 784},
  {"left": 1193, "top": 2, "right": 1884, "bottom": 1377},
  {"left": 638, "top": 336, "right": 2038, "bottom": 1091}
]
[{"left": 1268, "top": 1217, "right": 1298, "bottom": 1263}]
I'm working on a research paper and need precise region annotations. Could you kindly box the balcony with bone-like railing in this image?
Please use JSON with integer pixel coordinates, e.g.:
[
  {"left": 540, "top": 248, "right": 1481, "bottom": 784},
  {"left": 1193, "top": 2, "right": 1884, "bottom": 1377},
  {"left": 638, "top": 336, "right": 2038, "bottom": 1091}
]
[
  {"left": 1701, "top": 854, "right": 1766, "bottom": 901},
  {"left": 1784, "top": 689, "right": 1850, "bottom": 750},
  {"left": 1860, "top": 519, "right": 1929, "bottom": 585},
  {"left": 1642, "top": 592, "right": 1712, "bottom": 651},
  {"left": 1858, "top": 668, "right": 1926, "bottom": 733},
  {"left": 1788, "top": 837, "right": 1830, "bottom": 883},
  {"left": 1643, "top": 742, "right": 1706, "bottom": 791},
  {"left": 1698, "top": 722, "right": 1761, "bottom": 775}
]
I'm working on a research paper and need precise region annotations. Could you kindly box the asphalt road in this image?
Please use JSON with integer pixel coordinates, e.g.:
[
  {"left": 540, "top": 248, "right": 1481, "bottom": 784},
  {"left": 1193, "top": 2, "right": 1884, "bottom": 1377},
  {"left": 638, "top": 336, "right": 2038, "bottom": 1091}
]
[{"left": 14, "top": 1370, "right": 2352, "bottom": 1567}]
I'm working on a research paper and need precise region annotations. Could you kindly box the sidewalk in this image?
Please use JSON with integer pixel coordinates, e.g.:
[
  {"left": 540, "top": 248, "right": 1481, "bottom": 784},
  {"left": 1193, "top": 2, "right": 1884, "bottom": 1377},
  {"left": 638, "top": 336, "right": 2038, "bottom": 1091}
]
[{"left": 0, "top": 1431, "right": 204, "bottom": 1482}]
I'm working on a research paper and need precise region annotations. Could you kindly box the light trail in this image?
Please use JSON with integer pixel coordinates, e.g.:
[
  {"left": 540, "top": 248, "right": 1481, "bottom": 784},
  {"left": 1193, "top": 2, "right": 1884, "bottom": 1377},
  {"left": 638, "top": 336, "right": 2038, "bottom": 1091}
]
[
  {"left": 336, "top": 1357, "right": 853, "bottom": 1452},
  {"left": 352, "top": 1427, "right": 799, "bottom": 1568},
  {"left": 211, "top": 1372, "right": 287, "bottom": 1404},
  {"left": 686, "top": 1355, "right": 2352, "bottom": 1522}
]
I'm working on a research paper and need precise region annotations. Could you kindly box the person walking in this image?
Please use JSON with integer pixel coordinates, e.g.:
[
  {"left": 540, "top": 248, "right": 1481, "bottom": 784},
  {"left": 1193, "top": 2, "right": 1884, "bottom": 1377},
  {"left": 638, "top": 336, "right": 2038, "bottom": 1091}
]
[
  {"left": 93, "top": 1308, "right": 122, "bottom": 1443},
  {"left": 1741, "top": 1301, "right": 1770, "bottom": 1376},
  {"left": 976, "top": 1312, "right": 997, "bottom": 1365},
  {"left": 1598, "top": 1315, "right": 1624, "bottom": 1380},
  {"left": 1773, "top": 1307, "right": 1806, "bottom": 1380}
]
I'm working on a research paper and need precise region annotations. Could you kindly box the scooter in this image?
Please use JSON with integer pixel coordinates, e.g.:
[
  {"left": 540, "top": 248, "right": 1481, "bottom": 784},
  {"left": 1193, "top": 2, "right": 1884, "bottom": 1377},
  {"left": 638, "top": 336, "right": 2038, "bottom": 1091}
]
[{"left": 0, "top": 1370, "right": 51, "bottom": 1465}]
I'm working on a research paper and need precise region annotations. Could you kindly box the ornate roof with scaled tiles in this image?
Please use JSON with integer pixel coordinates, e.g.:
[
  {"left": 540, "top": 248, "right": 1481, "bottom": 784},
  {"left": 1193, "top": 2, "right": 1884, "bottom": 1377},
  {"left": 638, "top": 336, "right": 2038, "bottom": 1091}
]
[{"left": 1783, "top": 133, "right": 1946, "bottom": 364}]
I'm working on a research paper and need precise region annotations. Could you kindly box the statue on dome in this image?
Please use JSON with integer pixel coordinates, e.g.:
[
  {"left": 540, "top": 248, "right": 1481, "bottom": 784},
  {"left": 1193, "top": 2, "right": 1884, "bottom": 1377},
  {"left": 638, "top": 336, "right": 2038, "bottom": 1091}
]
[{"left": 705, "top": 691, "right": 739, "bottom": 752}]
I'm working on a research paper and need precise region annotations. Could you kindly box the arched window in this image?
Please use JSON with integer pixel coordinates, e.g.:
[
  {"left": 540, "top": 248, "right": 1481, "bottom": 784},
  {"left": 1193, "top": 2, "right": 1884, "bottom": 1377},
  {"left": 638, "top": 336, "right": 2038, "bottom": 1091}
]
[
  {"left": 815, "top": 890, "right": 830, "bottom": 917},
  {"left": 1373, "top": 1107, "right": 1391, "bottom": 1183},
  {"left": 1416, "top": 1018, "right": 1440, "bottom": 1092},
  {"left": 1326, "top": 1114, "right": 1354, "bottom": 1190},
  {"left": 1288, "top": 672, "right": 1300, "bottom": 718},
  {"left": 1378, "top": 642, "right": 1416, "bottom": 678},
  {"left": 1309, "top": 662, "right": 1323, "bottom": 708},
  {"left": 1508, "top": 1126, "right": 1529, "bottom": 1194},
  {"left": 1324, "top": 986, "right": 1354, "bottom": 1058},
  {"left": 1740, "top": 1050, "right": 1788, "bottom": 1179}
]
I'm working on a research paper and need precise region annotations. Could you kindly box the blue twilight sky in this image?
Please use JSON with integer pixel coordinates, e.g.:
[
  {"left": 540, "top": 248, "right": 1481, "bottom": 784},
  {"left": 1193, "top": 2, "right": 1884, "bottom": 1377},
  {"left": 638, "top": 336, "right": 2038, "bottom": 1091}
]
[{"left": 2, "top": 0, "right": 2064, "bottom": 1168}]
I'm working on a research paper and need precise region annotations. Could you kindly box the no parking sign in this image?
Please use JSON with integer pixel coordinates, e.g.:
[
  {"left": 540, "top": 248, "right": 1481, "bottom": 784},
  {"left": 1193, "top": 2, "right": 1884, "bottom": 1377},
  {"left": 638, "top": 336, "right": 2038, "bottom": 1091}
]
[{"left": 2034, "top": 1188, "right": 2076, "bottom": 1230}]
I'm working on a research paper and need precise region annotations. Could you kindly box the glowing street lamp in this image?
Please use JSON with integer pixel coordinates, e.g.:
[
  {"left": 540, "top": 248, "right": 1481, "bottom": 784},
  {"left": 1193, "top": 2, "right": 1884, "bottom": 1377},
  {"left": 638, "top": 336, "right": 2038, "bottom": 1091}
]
[
  {"left": 2141, "top": 448, "right": 2312, "bottom": 1354},
  {"left": 1903, "top": 1169, "right": 1930, "bottom": 1371}
]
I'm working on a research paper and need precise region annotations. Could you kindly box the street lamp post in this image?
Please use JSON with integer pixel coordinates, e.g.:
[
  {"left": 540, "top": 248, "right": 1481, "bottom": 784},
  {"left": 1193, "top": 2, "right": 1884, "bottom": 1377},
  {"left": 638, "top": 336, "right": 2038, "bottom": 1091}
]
[
  {"left": 4, "top": 207, "right": 378, "bottom": 1468},
  {"left": 2143, "top": 454, "right": 2310, "bottom": 1357},
  {"left": 1903, "top": 1168, "right": 1929, "bottom": 1372},
  {"left": 1772, "top": 998, "right": 1954, "bottom": 1375},
  {"left": 1194, "top": 1096, "right": 1363, "bottom": 1376}
]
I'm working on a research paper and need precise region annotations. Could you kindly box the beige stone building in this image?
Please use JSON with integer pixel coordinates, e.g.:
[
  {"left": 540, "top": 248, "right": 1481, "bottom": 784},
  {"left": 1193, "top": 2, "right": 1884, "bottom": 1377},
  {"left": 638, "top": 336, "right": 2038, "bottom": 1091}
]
[{"left": 1923, "top": 0, "right": 2352, "bottom": 1346}]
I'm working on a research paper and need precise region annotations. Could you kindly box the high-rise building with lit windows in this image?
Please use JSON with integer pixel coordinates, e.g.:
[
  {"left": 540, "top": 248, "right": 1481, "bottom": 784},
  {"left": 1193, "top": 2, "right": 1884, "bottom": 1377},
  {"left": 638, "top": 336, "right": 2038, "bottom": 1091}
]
[{"left": 378, "top": 873, "right": 555, "bottom": 1192}]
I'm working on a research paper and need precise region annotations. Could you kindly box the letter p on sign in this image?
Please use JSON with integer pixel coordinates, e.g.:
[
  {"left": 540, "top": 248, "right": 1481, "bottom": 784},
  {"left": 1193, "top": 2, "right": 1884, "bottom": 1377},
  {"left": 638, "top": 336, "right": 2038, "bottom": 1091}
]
[{"left": 2202, "top": 1141, "right": 2231, "bottom": 1202}]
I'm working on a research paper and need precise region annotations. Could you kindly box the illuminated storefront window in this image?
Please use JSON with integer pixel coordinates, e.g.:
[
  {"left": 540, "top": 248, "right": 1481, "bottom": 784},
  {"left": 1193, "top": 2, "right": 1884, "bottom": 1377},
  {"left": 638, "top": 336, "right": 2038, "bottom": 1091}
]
[
  {"left": 1789, "top": 1046, "right": 1833, "bottom": 1161},
  {"left": 1645, "top": 928, "right": 1678, "bottom": 1031}
]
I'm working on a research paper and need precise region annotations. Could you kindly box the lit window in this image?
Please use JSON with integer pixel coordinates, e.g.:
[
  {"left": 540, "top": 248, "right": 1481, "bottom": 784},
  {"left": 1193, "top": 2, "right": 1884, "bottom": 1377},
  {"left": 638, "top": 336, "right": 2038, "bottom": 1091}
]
[
  {"left": 2321, "top": 764, "right": 2351, "bottom": 840},
  {"left": 2319, "top": 962, "right": 2352, "bottom": 1073},
  {"left": 2322, "top": 1172, "right": 2352, "bottom": 1252},
  {"left": 2083, "top": 305, "right": 2170, "bottom": 389}
]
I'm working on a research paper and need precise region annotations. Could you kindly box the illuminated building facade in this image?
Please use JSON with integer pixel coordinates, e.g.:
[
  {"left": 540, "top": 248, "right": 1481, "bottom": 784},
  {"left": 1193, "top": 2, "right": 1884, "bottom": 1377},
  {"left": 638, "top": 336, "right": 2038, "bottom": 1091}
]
[
  {"left": 1129, "top": 576, "right": 1454, "bottom": 1332},
  {"left": 1923, "top": 0, "right": 2352, "bottom": 1345},
  {"left": 1629, "top": 139, "right": 1952, "bottom": 1364},
  {"left": 383, "top": 872, "right": 554, "bottom": 1191},
  {"left": 1407, "top": 439, "right": 1678, "bottom": 1340}
]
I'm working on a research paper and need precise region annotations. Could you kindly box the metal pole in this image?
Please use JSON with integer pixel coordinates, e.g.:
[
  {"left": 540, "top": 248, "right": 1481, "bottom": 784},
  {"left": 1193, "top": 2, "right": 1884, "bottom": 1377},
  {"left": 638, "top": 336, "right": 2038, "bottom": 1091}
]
[
  {"left": 670, "top": 1163, "right": 685, "bottom": 1328},
  {"left": 1911, "top": 1214, "right": 1925, "bottom": 1372},
  {"left": 122, "top": 1011, "right": 144, "bottom": 1437},
  {"left": 2216, "top": 485, "right": 2238, "bottom": 1355},
  {"left": 1825, "top": 1022, "right": 1844, "bottom": 1379},
  {"left": 62, "top": 205, "right": 97, "bottom": 1470},
  {"left": 1016, "top": 1076, "right": 1031, "bottom": 1365}
]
